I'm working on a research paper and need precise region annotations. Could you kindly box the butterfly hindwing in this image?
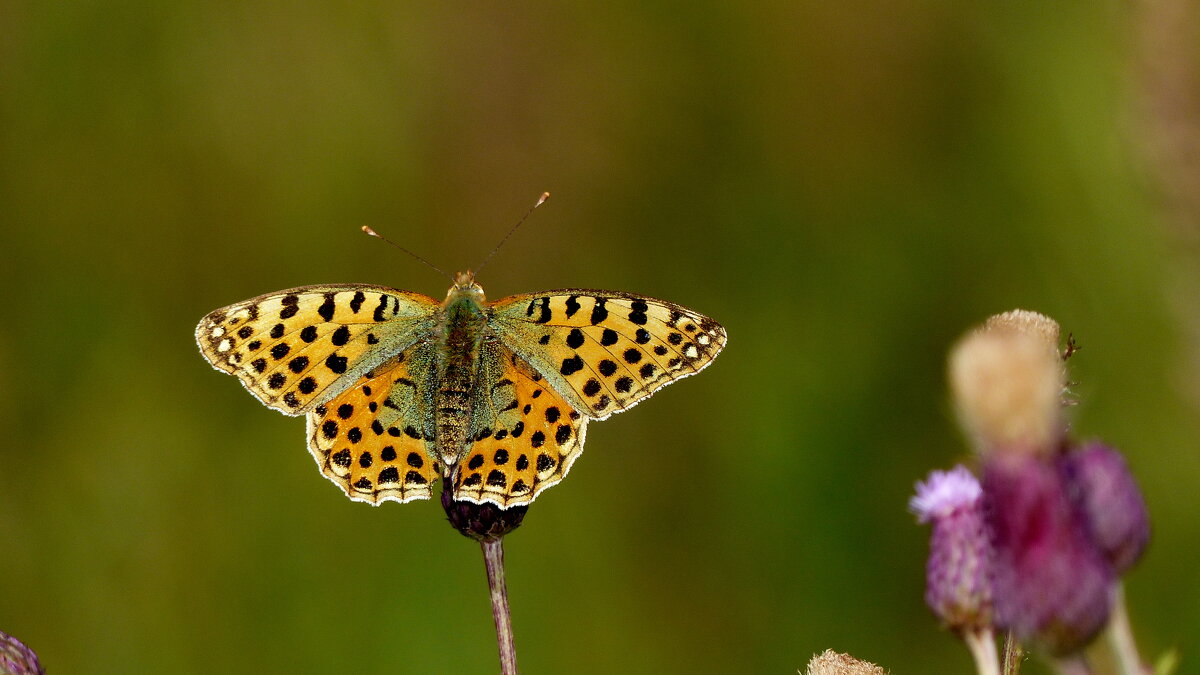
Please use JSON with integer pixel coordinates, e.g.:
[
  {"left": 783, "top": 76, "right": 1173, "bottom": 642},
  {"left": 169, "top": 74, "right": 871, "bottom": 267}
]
[
  {"left": 488, "top": 290, "right": 727, "bottom": 420},
  {"left": 452, "top": 342, "right": 588, "bottom": 507},
  {"left": 196, "top": 285, "right": 439, "bottom": 415},
  {"left": 306, "top": 348, "right": 441, "bottom": 505}
]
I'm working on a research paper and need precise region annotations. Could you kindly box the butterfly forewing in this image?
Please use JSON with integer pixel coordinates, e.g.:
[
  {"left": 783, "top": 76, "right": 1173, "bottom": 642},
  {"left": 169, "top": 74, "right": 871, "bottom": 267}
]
[
  {"left": 452, "top": 343, "right": 588, "bottom": 507},
  {"left": 488, "top": 290, "right": 726, "bottom": 420},
  {"left": 307, "top": 348, "right": 441, "bottom": 504},
  {"left": 195, "top": 285, "right": 439, "bottom": 415}
]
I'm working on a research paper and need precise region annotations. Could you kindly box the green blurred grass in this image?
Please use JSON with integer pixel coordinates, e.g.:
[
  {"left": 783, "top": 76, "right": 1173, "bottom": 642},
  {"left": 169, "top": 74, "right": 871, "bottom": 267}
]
[{"left": 1, "top": 2, "right": 1197, "bottom": 673}]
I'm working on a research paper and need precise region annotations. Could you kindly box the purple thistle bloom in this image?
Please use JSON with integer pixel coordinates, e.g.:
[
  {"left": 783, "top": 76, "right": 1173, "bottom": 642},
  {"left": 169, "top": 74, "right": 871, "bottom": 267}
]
[
  {"left": 442, "top": 486, "right": 528, "bottom": 541},
  {"left": 911, "top": 466, "right": 994, "bottom": 631},
  {"left": 0, "top": 630, "right": 44, "bottom": 675},
  {"left": 983, "top": 454, "right": 1113, "bottom": 655},
  {"left": 1059, "top": 442, "right": 1150, "bottom": 574}
]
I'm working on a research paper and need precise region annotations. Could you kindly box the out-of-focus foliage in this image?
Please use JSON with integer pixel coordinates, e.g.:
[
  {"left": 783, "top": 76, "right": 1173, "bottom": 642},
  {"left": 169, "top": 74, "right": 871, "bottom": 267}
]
[{"left": 0, "top": 2, "right": 1196, "bottom": 673}]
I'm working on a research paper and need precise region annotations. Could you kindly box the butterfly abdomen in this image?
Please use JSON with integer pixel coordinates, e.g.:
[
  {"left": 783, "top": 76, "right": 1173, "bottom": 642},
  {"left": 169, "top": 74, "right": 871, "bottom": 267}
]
[{"left": 433, "top": 289, "right": 491, "bottom": 465}]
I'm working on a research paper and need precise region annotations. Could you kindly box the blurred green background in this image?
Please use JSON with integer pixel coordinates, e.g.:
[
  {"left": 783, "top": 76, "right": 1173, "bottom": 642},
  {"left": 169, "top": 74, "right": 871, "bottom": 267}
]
[{"left": 2, "top": 2, "right": 1198, "bottom": 673}]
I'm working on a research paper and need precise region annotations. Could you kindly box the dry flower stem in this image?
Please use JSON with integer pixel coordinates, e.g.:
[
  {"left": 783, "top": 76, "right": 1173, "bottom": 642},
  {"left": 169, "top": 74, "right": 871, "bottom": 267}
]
[
  {"left": 482, "top": 538, "right": 518, "bottom": 675},
  {"left": 963, "top": 629, "right": 1001, "bottom": 675},
  {"left": 1001, "top": 632, "right": 1023, "bottom": 675}
]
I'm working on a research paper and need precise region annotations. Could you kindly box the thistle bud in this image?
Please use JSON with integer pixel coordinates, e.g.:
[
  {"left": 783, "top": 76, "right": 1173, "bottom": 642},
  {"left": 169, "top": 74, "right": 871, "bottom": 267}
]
[
  {"left": 1060, "top": 442, "right": 1150, "bottom": 574},
  {"left": 983, "top": 454, "right": 1113, "bottom": 655},
  {"left": 441, "top": 487, "right": 528, "bottom": 541},
  {"left": 949, "top": 314, "right": 1066, "bottom": 457},
  {"left": 910, "top": 466, "right": 994, "bottom": 631},
  {"left": 0, "top": 631, "right": 44, "bottom": 675}
]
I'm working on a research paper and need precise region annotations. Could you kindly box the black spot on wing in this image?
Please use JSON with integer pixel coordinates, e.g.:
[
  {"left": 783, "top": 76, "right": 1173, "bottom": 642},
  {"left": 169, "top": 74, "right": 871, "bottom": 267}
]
[
  {"left": 526, "top": 297, "right": 551, "bottom": 324},
  {"left": 590, "top": 298, "right": 608, "bottom": 324},
  {"left": 560, "top": 355, "right": 584, "bottom": 376},
  {"left": 628, "top": 299, "right": 649, "bottom": 325},
  {"left": 318, "top": 293, "right": 335, "bottom": 322},
  {"left": 326, "top": 354, "right": 348, "bottom": 374},
  {"left": 373, "top": 294, "right": 389, "bottom": 322}
]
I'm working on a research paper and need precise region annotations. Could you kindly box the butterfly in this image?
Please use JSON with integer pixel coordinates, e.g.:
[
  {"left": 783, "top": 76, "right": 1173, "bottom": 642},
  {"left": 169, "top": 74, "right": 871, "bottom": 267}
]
[{"left": 196, "top": 271, "right": 726, "bottom": 508}]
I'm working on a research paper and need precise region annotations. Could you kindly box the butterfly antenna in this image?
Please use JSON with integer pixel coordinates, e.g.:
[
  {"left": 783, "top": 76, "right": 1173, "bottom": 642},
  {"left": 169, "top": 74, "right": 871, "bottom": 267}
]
[
  {"left": 473, "top": 191, "right": 550, "bottom": 276},
  {"left": 361, "top": 226, "right": 454, "bottom": 282}
]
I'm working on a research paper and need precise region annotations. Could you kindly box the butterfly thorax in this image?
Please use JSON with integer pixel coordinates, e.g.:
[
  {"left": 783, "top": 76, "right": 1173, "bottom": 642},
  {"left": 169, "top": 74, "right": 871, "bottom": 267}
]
[{"left": 433, "top": 282, "right": 490, "bottom": 465}]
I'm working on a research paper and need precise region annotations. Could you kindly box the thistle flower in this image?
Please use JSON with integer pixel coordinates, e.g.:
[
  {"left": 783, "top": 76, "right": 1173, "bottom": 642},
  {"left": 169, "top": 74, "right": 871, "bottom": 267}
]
[
  {"left": 910, "top": 466, "right": 994, "bottom": 632},
  {"left": 949, "top": 310, "right": 1115, "bottom": 656},
  {"left": 441, "top": 488, "right": 528, "bottom": 542},
  {"left": 1059, "top": 442, "right": 1150, "bottom": 574},
  {"left": 983, "top": 453, "right": 1113, "bottom": 655},
  {"left": 0, "top": 631, "right": 44, "bottom": 675}
]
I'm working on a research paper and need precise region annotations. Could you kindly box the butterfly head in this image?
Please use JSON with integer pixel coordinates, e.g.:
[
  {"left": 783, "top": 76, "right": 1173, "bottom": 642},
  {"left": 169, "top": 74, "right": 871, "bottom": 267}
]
[{"left": 447, "top": 270, "right": 486, "bottom": 303}]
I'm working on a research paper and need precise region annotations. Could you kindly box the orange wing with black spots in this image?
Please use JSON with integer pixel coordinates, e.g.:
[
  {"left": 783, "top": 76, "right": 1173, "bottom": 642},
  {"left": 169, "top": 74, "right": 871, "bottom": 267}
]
[
  {"left": 306, "top": 348, "right": 441, "bottom": 505},
  {"left": 488, "top": 290, "right": 726, "bottom": 420},
  {"left": 451, "top": 344, "right": 588, "bottom": 507},
  {"left": 196, "top": 285, "right": 438, "bottom": 415}
]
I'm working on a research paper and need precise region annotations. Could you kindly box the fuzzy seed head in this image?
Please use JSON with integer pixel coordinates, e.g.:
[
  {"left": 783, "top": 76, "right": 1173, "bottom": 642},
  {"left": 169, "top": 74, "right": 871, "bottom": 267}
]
[
  {"left": 805, "top": 650, "right": 888, "bottom": 675},
  {"left": 950, "top": 317, "right": 1065, "bottom": 457},
  {"left": 983, "top": 310, "right": 1061, "bottom": 349}
]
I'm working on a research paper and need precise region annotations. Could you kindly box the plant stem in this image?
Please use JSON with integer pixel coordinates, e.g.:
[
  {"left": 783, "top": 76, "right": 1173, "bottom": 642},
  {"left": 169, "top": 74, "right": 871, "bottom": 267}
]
[
  {"left": 481, "top": 538, "right": 518, "bottom": 675},
  {"left": 963, "top": 628, "right": 1001, "bottom": 675},
  {"left": 1107, "top": 583, "right": 1147, "bottom": 675}
]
